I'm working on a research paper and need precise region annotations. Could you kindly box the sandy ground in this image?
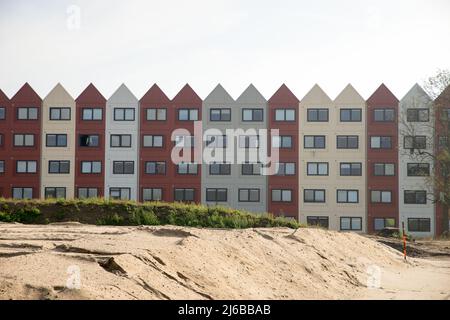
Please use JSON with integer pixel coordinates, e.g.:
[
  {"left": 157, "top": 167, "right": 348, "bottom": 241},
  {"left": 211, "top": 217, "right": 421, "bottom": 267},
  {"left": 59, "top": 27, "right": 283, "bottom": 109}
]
[{"left": 0, "top": 222, "right": 449, "bottom": 300}]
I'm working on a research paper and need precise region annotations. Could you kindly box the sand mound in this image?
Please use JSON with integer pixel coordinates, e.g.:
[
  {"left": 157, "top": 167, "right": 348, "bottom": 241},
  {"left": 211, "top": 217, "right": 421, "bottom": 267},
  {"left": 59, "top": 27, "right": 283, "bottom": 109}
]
[{"left": 0, "top": 224, "right": 448, "bottom": 300}]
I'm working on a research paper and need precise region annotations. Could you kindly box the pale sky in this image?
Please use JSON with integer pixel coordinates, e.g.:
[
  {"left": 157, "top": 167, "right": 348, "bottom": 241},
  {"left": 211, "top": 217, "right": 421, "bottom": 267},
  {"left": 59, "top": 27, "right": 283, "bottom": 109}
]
[{"left": 1, "top": 0, "right": 449, "bottom": 101}]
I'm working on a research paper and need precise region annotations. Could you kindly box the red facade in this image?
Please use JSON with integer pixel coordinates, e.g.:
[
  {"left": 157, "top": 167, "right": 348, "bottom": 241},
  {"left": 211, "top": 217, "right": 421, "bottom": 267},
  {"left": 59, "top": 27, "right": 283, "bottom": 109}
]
[
  {"left": 5, "top": 84, "right": 42, "bottom": 198},
  {"left": 366, "top": 84, "right": 399, "bottom": 232},
  {"left": 139, "top": 84, "right": 202, "bottom": 202},
  {"left": 0, "top": 89, "right": 11, "bottom": 197},
  {"left": 268, "top": 84, "right": 300, "bottom": 218},
  {"left": 75, "top": 84, "right": 106, "bottom": 197},
  {"left": 434, "top": 85, "right": 450, "bottom": 235}
]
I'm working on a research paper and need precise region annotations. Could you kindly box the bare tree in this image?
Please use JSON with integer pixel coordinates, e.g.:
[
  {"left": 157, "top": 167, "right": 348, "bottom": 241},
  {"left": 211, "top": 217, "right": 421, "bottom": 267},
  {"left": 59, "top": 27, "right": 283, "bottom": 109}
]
[{"left": 401, "top": 69, "right": 450, "bottom": 236}]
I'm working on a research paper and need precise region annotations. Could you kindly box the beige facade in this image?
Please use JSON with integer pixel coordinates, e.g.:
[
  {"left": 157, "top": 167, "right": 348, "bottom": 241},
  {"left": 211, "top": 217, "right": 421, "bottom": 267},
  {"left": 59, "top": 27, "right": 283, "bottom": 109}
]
[
  {"left": 41, "top": 84, "right": 76, "bottom": 199},
  {"left": 299, "top": 84, "right": 367, "bottom": 231}
]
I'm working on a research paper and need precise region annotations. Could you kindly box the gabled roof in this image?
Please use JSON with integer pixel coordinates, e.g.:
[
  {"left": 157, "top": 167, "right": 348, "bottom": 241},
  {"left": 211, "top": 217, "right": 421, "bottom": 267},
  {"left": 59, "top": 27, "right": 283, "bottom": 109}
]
[
  {"left": 334, "top": 84, "right": 365, "bottom": 104},
  {"left": 76, "top": 83, "right": 106, "bottom": 104},
  {"left": 268, "top": 84, "right": 299, "bottom": 105},
  {"left": 400, "top": 83, "right": 432, "bottom": 105},
  {"left": 44, "top": 83, "right": 74, "bottom": 102},
  {"left": 0, "top": 89, "right": 9, "bottom": 104},
  {"left": 300, "top": 84, "right": 332, "bottom": 105},
  {"left": 204, "top": 84, "right": 234, "bottom": 104},
  {"left": 435, "top": 84, "right": 450, "bottom": 104},
  {"left": 11, "top": 83, "right": 41, "bottom": 103},
  {"left": 367, "top": 83, "right": 398, "bottom": 106},
  {"left": 172, "top": 84, "right": 202, "bottom": 105},
  {"left": 236, "top": 84, "right": 266, "bottom": 104},
  {"left": 108, "top": 84, "right": 138, "bottom": 104},
  {"left": 140, "top": 84, "right": 171, "bottom": 105}
]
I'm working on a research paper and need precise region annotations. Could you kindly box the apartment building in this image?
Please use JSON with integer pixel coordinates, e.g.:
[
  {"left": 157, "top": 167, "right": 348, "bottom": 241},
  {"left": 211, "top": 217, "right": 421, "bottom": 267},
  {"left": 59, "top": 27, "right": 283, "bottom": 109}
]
[
  {"left": 8, "top": 84, "right": 42, "bottom": 199},
  {"left": 267, "top": 84, "right": 299, "bottom": 218},
  {"left": 0, "top": 89, "right": 10, "bottom": 197},
  {"left": 139, "top": 84, "right": 172, "bottom": 202},
  {"left": 398, "top": 84, "right": 435, "bottom": 237},
  {"left": 75, "top": 84, "right": 107, "bottom": 198},
  {"left": 41, "top": 84, "right": 76, "bottom": 199},
  {"left": 299, "top": 84, "right": 366, "bottom": 232},
  {"left": 366, "top": 84, "right": 399, "bottom": 233},
  {"left": 105, "top": 84, "right": 139, "bottom": 201}
]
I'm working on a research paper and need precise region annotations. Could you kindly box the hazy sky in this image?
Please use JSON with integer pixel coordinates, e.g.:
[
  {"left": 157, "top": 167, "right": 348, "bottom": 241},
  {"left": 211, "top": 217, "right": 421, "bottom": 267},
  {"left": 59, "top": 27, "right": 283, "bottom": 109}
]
[{"left": 1, "top": 0, "right": 449, "bottom": 101}]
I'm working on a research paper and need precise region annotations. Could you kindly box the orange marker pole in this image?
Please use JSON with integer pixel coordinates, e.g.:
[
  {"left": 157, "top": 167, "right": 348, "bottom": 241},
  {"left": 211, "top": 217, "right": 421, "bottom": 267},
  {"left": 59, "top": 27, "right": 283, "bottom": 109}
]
[{"left": 402, "top": 222, "right": 407, "bottom": 261}]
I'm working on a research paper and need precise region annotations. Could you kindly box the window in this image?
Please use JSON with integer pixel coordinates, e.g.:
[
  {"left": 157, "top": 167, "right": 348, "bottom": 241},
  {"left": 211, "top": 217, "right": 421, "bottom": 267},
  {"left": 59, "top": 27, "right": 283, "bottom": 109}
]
[
  {"left": 174, "top": 188, "right": 195, "bottom": 202},
  {"left": 340, "top": 163, "right": 362, "bottom": 176},
  {"left": 238, "top": 189, "right": 260, "bottom": 202},
  {"left": 370, "top": 136, "right": 392, "bottom": 149},
  {"left": 143, "top": 135, "right": 163, "bottom": 147},
  {"left": 109, "top": 188, "right": 131, "bottom": 200},
  {"left": 206, "top": 135, "right": 227, "bottom": 148},
  {"left": 114, "top": 108, "right": 135, "bottom": 121},
  {"left": 371, "top": 190, "right": 392, "bottom": 203},
  {"left": 404, "top": 136, "right": 426, "bottom": 149},
  {"left": 272, "top": 136, "right": 292, "bottom": 148},
  {"left": 14, "top": 134, "right": 34, "bottom": 147},
  {"left": 374, "top": 108, "right": 395, "bottom": 122},
  {"left": 340, "top": 108, "right": 361, "bottom": 122},
  {"left": 336, "top": 135, "right": 359, "bottom": 149},
  {"left": 306, "top": 216, "right": 329, "bottom": 228},
  {"left": 46, "top": 134, "right": 67, "bottom": 147},
  {"left": 210, "top": 108, "right": 231, "bottom": 121},
  {"left": 404, "top": 190, "right": 426, "bottom": 204},
  {"left": 16, "top": 160, "right": 37, "bottom": 173},
  {"left": 12, "top": 187, "right": 33, "bottom": 199},
  {"left": 239, "top": 135, "right": 259, "bottom": 148},
  {"left": 81, "top": 161, "right": 102, "bottom": 174},
  {"left": 145, "top": 161, "right": 166, "bottom": 175},
  {"left": 175, "top": 135, "right": 195, "bottom": 148},
  {"left": 275, "top": 109, "right": 295, "bottom": 121},
  {"left": 374, "top": 163, "right": 395, "bottom": 176},
  {"left": 0, "top": 134, "right": 3, "bottom": 146},
  {"left": 17, "top": 107, "right": 38, "bottom": 120},
  {"left": 82, "top": 108, "right": 102, "bottom": 120},
  {"left": 177, "top": 163, "right": 198, "bottom": 175},
  {"left": 439, "top": 136, "right": 448, "bottom": 148},
  {"left": 113, "top": 161, "right": 134, "bottom": 174},
  {"left": 337, "top": 190, "right": 359, "bottom": 203},
  {"left": 442, "top": 108, "right": 450, "bottom": 120},
  {"left": 209, "top": 163, "right": 231, "bottom": 175},
  {"left": 0, "top": 160, "right": 4, "bottom": 173},
  {"left": 146, "top": 108, "right": 167, "bottom": 121},
  {"left": 272, "top": 189, "right": 292, "bottom": 202},
  {"left": 307, "top": 108, "right": 328, "bottom": 122},
  {"left": 45, "top": 187, "right": 66, "bottom": 199},
  {"left": 304, "top": 189, "right": 325, "bottom": 203},
  {"left": 407, "top": 108, "right": 429, "bottom": 122},
  {"left": 110, "top": 135, "right": 131, "bottom": 148},
  {"left": 77, "top": 188, "right": 98, "bottom": 199},
  {"left": 48, "top": 161, "right": 70, "bottom": 174},
  {"left": 0, "top": 107, "right": 5, "bottom": 119},
  {"left": 304, "top": 135, "right": 325, "bottom": 149},
  {"left": 242, "top": 109, "right": 263, "bottom": 122},
  {"left": 79, "top": 134, "right": 99, "bottom": 147},
  {"left": 50, "top": 107, "right": 71, "bottom": 120},
  {"left": 340, "top": 217, "right": 362, "bottom": 231},
  {"left": 407, "top": 163, "right": 430, "bottom": 176},
  {"left": 142, "top": 188, "right": 162, "bottom": 201},
  {"left": 276, "top": 162, "right": 296, "bottom": 176},
  {"left": 408, "top": 218, "right": 430, "bottom": 232},
  {"left": 374, "top": 218, "right": 396, "bottom": 231},
  {"left": 206, "top": 188, "right": 228, "bottom": 202},
  {"left": 241, "top": 163, "right": 262, "bottom": 175},
  {"left": 307, "top": 162, "right": 328, "bottom": 176},
  {"left": 178, "top": 109, "right": 198, "bottom": 121}
]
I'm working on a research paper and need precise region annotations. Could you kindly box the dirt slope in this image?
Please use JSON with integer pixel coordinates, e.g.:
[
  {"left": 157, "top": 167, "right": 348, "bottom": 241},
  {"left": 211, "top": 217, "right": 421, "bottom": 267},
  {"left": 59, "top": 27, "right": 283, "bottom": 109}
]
[{"left": 0, "top": 223, "right": 449, "bottom": 300}]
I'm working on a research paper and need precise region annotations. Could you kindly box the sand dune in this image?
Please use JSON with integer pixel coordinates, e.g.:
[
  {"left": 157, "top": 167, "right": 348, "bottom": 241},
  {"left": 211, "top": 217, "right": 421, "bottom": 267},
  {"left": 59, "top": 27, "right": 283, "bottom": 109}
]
[{"left": 0, "top": 222, "right": 449, "bottom": 300}]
